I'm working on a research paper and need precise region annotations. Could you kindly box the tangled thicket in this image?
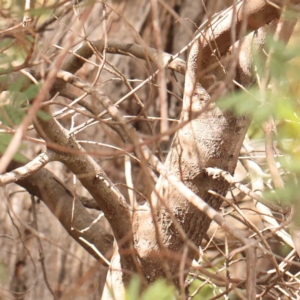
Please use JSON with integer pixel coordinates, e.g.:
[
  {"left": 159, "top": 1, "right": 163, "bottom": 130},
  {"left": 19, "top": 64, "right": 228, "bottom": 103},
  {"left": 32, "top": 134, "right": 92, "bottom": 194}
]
[{"left": 1, "top": 1, "right": 300, "bottom": 299}]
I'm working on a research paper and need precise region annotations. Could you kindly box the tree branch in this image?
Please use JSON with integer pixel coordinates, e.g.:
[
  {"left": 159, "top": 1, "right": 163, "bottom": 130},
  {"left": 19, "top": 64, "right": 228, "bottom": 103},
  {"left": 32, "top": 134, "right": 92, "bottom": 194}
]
[
  {"left": 61, "top": 40, "right": 187, "bottom": 76},
  {"left": 0, "top": 152, "right": 51, "bottom": 187},
  {"left": 6, "top": 160, "right": 114, "bottom": 264},
  {"left": 198, "top": 0, "right": 299, "bottom": 59},
  {"left": 36, "top": 108, "right": 132, "bottom": 232}
]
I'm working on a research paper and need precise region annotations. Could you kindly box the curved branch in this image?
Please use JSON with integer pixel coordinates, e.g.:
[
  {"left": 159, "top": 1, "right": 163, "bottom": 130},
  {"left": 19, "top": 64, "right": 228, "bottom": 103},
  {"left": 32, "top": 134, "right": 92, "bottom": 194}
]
[
  {"left": 6, "top": 160, "right": 114, "bottom": 264},
  {"left": 61, "top": 39, "right": 187, "bottom": 76},
  {"left": 0, "top": 152, "right": 51, "bottom": 187},
  {"left": 198, "top": 0, "right": 298, "bottom": 59},
  {"left": 34, "top": 105, "right": 133, "bottom": 249}
]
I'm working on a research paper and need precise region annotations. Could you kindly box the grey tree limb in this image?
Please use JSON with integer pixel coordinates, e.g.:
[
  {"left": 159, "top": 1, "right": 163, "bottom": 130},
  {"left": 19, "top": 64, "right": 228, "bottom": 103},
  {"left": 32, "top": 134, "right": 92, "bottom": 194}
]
[{"left": 6, "top": 160, "right": 114, "bottom": 264}]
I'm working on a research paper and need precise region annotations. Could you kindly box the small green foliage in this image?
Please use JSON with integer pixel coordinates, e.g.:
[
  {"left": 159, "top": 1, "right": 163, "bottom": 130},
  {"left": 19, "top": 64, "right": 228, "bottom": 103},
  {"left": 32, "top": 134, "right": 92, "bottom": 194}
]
[
  {"left": 0, "top": 79, "right": 43, "bottom": 126},
  {"left": 8, "top": 76, "right": 27, "bottom": 93},
  {"left": 188, "top": 277, "right": 217, "bottom": 300},
  {"left": 125, "top": 276, "right": 176, "bottom": 300},
  {"left": 217, "top": 88, "right": 258, "bottom": 116},
  {"left": 27, "top": 6, "right": 56, "bottom": 17},
  {"left": 0, "top": 53, "right": 11, "bottom": 65},
  {"left": 264, "top": 182, "right": 298, "bottom": 206},
  {"left": 141, "top": 279, "right": 175, "bottom": 300},
  {"left": 0, "top": 133, "right": 26, "bottom": 163},
  {"left": 126, "top": 275, "right": 141, "bottom": 300},
  {"left": 23, "top": 83, "right": 41, "bottom": 101},
  {"left": 0, "top": 262, "right": 8, "bottom": 283},
  {"left": 218, "top": 88, "right": 271, "bottom": 123},
  {"left": 0, "top": 74, "right": 9, "bottom": 84},
  {"left": 0, "top": 105, "right": 26, "bottom": 126},
  {"left": 36, "top": 109, "right": 51, "bottom": 121}
]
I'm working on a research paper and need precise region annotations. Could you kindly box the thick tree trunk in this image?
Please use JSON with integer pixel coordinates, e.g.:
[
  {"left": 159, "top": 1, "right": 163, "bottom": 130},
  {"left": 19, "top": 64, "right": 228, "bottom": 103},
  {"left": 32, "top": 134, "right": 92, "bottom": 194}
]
[
  {"left": 103, "top": 92, "right": 250, "bottom": 299},
  {"left": 132, "top": 86, "right": 251, "bottom": 283},
  {"left": 103, "top": 4, "right": 278, "bottom": 297}
]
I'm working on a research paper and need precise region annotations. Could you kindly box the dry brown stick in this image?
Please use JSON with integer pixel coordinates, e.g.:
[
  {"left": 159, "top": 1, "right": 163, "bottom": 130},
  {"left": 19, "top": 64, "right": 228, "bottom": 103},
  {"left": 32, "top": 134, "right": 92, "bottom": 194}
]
[
  {"left": 34, "top": 108, "right": 133, "bottom": 245},
  {"left": 210, "top": 190, "right": 282, "bottom": 281},
  {"left": 205, "top": 167, "right": 287, "bottom": 214},
  {"left": 62, "top": 0, "right": 297, "bottom": 77},
  {"left": 61, "top": 39, "right": 186, "bottom": 78},
  {"left": 31, "top": 195, "right": 57, "bottom": 299},
  {"left": 150, "top": 0, "right": 169, "bottom": 139},
  {"left": 207, "top": 165, "right": 294, "bottom": 250},
  {"left": 1, "top": 0, "right": 294, "bottom": 96}
]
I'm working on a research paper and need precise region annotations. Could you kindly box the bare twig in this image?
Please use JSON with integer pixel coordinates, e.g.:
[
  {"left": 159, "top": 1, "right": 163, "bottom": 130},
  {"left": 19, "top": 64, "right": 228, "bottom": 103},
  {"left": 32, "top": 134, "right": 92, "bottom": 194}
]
[
  {"left": 150, "top": 0, "right": 169, "bottom": 139},
  {"left": 31, "top": 196, "right": 57, "bottom": 299}
]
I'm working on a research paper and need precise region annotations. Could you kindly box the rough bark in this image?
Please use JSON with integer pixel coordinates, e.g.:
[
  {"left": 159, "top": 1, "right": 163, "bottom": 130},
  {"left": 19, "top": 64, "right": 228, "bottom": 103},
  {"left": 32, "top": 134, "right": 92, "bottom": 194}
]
[
  {"left": 103, "top": 2, "right": 282, "bottom": 297},
  {"left": 132, "top": 86, "right": 251, "bottom": 282}
]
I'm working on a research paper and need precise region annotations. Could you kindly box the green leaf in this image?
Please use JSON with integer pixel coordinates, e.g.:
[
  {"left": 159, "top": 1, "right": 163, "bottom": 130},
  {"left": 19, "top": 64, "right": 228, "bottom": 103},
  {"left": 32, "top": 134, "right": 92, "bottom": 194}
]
[
  {"left": 23, "top": 83, "right": 41, "bottom": 101},
  {"left": 140, "top": 279, "right": 175, "bottom": 300},
  {"left": 37, "top": 109, "right": 51, "bottom": 121},
  {"left": 280, "top": 154, "right": 300, "bottom": 174},
  {"left": 0, "top": 39, "right": 13, "bottom": 49},
  {"left": 0, "top": 53, "right": 11, "bottom": 65},
  {"left": 189, "top": 278, "right": 213, "bottom": 300},
  {"left": 125, "top": 275, "right": 141, "bottom": 300},
  {"left": 0, "top": 74, "right": 9, "bottom": 84},
  {"left": 218, "top": 88, "right": 259, "bottom": 115},
  {"left": 26, "top": 6, "right": 56, "bottom": 17},
  {"left": 8, "top": 76, "right": 27, "bottom": 93},
  {"left": 218, "top": 88, "right": 271, "bottom": 122},
  {"left": 0, "top": 105, "right": 26, "bottom": 126},
  {"left": 125, "top": 277, "right": 175, "bottom": 300},
  {"left": 0, "top": 133, "right": 27, "bottom": 163},
  {"left": 0, "top": 262, "right": 8, "bottom": 283}
]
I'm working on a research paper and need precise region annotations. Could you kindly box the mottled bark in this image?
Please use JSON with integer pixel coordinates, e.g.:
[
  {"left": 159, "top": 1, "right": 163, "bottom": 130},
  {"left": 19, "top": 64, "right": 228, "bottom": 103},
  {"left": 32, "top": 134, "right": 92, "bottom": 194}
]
[
  {"left": 132, "top": 88, "right": 250, "bottom": 285},
  {"left": 104, "top": 2, "right": 280, "bottom": 297}
]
